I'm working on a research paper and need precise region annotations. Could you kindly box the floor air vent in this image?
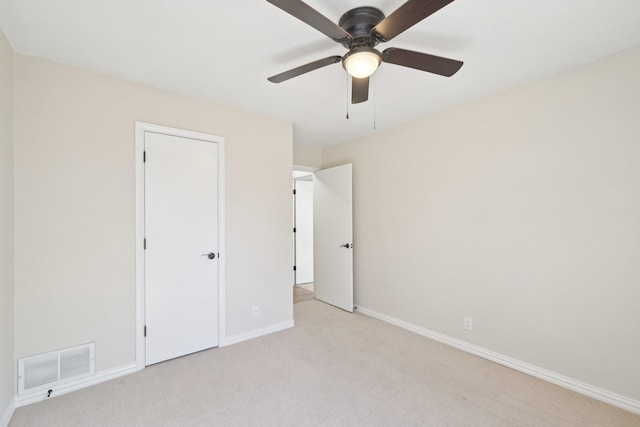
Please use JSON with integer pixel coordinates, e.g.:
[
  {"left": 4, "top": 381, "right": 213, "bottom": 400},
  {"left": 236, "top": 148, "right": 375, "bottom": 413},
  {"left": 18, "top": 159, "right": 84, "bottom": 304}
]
[{"left": 18, "top": 343, "right": 95, "bottom": 395}]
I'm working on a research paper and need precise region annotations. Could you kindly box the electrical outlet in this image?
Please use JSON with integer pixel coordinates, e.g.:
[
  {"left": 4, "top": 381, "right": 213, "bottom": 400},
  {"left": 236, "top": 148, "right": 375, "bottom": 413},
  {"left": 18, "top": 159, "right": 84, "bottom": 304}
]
[
  {"left": 464, "top": 317, "right": 473, "bottom": 331},
  {"left": 252, "top": 306, "right": 260, "bottom": 319}
]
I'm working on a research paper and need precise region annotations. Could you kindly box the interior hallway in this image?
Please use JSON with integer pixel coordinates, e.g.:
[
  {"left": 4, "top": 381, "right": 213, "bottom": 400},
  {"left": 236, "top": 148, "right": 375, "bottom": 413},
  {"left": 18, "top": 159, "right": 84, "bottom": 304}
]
[{"left": 293, "top": 283, "right": 314, "bottom": 304}]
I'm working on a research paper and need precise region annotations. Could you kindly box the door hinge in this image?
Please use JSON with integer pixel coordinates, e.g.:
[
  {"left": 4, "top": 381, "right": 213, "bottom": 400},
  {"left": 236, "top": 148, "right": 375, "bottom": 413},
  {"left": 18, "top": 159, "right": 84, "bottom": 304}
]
[
  {"left": 293, "top": 189, "right": 296, "bottom": 195},
  {"left": 144, "top": 238, "right": 147, "bottom": 250},
  {"left": 144, "top": 325, "right": 147, "bottom": 337},
  {"left": 143, "top": 151, "right": 146, "bottom": 162},
  {"left": 293, "top": 266, "right": 297, "bottom": 271},
  {"left": 293, "top": 227, "right": 296, "bottom": 233}
]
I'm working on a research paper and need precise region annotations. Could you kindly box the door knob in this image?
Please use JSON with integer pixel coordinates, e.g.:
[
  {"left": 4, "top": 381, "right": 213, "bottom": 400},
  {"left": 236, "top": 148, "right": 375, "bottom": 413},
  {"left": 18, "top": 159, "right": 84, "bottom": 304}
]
[
  {"left": 201, "top": 252, "right": 216, "bottom": 259},
  {"left": 339, "top": 243, "right": 352, "bottom": 249}
]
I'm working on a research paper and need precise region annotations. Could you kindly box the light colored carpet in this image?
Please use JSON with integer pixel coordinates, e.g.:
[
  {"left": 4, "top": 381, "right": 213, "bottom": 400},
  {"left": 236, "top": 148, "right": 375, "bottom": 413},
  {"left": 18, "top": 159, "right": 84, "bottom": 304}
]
[
  {"left": 293, "top": 283, "right": 314, "bottom": 304},
  {"left": 10, "top": 300, "right": 639, "bottom": 426}
]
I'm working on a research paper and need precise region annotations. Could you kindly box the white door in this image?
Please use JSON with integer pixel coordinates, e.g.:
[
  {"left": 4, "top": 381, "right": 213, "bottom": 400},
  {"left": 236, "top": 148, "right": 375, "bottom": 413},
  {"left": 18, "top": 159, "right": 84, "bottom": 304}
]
[
  {"left": 313, "top": 164, "right": 353, "bottom": 312},
  {"left": 144, "top": 131, "right": 219, "bottom": 365}
]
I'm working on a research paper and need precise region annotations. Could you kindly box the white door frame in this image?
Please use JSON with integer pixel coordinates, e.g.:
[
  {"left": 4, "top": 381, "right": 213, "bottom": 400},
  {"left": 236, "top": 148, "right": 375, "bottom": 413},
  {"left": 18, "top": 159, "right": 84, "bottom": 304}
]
[{"left": 135, "top": 121, "right": 226, "bottom": 371}]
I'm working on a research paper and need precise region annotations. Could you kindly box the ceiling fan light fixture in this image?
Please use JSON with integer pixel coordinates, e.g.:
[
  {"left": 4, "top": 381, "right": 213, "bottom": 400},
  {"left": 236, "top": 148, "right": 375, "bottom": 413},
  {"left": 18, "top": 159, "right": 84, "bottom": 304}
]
[{"left": 343, "top": 47, "right": 382, "bottom": 78}]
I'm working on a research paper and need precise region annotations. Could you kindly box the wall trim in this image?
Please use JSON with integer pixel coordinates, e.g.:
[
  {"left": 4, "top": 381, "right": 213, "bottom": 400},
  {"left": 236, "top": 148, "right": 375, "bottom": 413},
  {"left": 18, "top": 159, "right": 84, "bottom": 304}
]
[
  {"left": 356, "top": 306, "right": 640, "bottom": 415},
  {"left": 15, "top": 363, "right": 136, "bottom": 408},
  {"left": 222, "top": 319, "right": 295, "bottom": 347},
  {"left": 0, "top": 398, "right": 14, "bottom": 427}
]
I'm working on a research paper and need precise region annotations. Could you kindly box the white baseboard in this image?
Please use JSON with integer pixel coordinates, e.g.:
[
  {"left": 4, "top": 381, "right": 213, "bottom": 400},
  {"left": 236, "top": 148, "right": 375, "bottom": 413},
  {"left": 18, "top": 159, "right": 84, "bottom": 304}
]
[
  {"left": 0, "top": 398, "right": 15, "bottom": 427},
  {"left": 15, "top": 362, "right": 137, "bottom": 408},
  {"left": 356, "top": 306, "right": 640, "bottom": 415},
  {"left": 222, "top": 319, "right": 295, "bottom": 347}
]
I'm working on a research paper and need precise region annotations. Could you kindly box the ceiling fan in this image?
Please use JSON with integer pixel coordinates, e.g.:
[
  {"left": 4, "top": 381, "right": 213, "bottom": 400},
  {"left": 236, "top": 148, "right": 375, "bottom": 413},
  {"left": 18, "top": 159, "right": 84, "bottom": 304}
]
[{"left": 266, "top": 0, "right": 464, "bottom": 104}]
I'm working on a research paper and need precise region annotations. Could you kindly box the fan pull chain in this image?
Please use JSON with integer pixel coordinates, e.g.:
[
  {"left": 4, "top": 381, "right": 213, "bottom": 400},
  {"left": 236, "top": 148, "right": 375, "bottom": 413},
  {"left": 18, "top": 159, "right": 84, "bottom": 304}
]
[
  {"left": 373, "top": 74, "right": 377, "bottom": 130},
  {"left": 346, "top": 73, "right": 350, "bottom": 120}
]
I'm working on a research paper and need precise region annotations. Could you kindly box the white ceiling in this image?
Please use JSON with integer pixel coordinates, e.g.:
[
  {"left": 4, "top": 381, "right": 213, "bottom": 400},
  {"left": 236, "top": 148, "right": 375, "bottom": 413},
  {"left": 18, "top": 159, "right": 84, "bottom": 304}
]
[{"left": 1, "top": 1, "right": 639, "bottom": 148}]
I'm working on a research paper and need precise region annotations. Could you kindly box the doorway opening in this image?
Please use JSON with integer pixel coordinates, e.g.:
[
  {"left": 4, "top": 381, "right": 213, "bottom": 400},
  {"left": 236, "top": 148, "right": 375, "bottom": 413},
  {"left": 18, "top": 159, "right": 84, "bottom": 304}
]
[
  {"left": 292, "top": 163, "right": 354, "bottom": 311},
  {"left": 293, "top": 168, "right": 315, "bottom": 304}
]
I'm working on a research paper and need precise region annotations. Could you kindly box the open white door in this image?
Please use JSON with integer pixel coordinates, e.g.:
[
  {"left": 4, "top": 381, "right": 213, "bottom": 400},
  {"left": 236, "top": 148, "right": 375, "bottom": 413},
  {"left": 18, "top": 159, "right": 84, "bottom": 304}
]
[
  {"left": 144, "top": 131, "right": 219, "bottom": 365},
  {"left": 313, "top": 164, "right": 353, "bottom": 312}
]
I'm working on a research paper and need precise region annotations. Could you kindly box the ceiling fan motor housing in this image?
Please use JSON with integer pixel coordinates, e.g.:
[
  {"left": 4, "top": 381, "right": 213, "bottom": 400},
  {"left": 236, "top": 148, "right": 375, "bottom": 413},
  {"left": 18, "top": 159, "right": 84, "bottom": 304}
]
[{"left": 338, "top": 6, "right": 385, "bottom": 49}]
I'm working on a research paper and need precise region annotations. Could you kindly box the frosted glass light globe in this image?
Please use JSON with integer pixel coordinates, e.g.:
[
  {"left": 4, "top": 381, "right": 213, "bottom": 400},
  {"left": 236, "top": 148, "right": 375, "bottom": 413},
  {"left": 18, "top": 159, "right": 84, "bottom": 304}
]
[{"left": 343, "top": 48, "right": 382, "bottom": 78}]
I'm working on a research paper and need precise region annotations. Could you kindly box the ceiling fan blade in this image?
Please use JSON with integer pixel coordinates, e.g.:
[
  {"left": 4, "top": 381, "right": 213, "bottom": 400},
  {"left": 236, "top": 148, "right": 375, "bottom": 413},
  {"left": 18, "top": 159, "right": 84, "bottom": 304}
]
[
  {"left": 372, "top": 0, "right": 455, "bottom": 42},
  {"left": 267, "top": 0, "right": 352, "bottom": 43},
  {"left": 268, "top": 56, "right": 342, "bottom": 83},
  {"left": 352, "top": 76, "right": 369, "bottom": 104},
  {"left": 382, "top": 47, "right": 462, "bottom": 77}
]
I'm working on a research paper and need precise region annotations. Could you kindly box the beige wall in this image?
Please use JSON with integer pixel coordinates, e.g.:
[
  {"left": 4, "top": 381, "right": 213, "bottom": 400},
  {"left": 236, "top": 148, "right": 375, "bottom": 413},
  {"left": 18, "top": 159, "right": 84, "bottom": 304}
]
[
  {"left": 0, "top": 29, "right": 14, "bottom": 419},
  {"left": 293, "top": 142, "right": 321, "bottom": 169},
  {"left": 323, "top": 46, "right": 640, "bottom": 401},
  {"left": 13, "top": 54, "right": 293, "bottom": 372}
]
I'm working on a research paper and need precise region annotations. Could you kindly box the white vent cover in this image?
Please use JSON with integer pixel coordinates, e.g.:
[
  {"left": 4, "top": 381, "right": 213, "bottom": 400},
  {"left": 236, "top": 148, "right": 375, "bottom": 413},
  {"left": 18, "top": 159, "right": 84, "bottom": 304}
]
[{"left": 18, "top": 343, "right": 95, "bottom": 395}]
